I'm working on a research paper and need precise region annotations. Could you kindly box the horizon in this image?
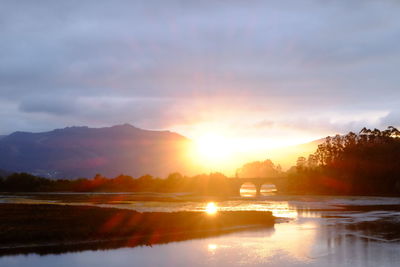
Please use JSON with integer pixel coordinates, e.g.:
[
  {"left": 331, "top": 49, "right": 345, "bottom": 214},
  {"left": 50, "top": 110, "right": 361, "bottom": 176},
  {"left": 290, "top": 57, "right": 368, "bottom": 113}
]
[
  {"left": 0, "top": 123, "right": 396, "bottom": 175},
  {"left": 0, "top": 122, "right": 329, "bottom": 174}
]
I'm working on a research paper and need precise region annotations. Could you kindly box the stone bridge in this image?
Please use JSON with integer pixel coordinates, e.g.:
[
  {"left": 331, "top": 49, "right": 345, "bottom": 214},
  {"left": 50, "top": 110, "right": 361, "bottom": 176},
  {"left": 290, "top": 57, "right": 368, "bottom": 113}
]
[{"left": 228, "top": 177, "right": 287, "bottom": 196}]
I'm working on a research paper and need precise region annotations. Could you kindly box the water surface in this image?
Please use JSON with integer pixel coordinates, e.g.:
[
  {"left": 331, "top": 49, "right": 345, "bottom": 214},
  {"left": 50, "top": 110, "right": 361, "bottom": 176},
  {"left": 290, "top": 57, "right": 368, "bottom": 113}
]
[{"left": 1, "top": 194, "right": 400, "bottom": 267}]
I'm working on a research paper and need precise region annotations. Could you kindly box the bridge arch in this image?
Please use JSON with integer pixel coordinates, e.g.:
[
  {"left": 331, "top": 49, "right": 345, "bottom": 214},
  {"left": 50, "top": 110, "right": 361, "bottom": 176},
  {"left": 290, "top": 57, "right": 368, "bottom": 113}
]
[
  {"left": 239, "top": 182, "right": 257, "bottom": 197},
  {"left": 238, "top": 181, "right": 272, "bottom": 197},
  {"left": 259, "top": 183, "right": 277, "bottom": 195},
  {"left": 230, "top": 177, "right": 286, "bottom": 197}
]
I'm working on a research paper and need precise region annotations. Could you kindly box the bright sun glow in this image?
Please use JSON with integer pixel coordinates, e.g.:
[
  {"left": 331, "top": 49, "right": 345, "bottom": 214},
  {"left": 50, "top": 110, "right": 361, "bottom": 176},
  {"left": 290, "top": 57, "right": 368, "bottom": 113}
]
[
  {"left": 195, "top": 134, "right": 233, "bottom": 163},
  {"left": 183, "top": 125, "right": 321, "bottom": 175},
  {"left": 205, "top": 202, "right": 218, "bottom": 215}
]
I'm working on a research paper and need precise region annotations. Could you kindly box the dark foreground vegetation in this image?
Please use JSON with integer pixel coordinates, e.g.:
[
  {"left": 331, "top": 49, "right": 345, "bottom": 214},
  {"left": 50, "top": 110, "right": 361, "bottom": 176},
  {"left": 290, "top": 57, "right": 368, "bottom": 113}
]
[
  {"left": 288, "top": 126, "right": 400, "bottom": 195},
  {"left": 0, "top": 172, "right": 238, "bottom": 195},
  {"left": 0, "top": 204, "right": 274, "bottom": 256}
]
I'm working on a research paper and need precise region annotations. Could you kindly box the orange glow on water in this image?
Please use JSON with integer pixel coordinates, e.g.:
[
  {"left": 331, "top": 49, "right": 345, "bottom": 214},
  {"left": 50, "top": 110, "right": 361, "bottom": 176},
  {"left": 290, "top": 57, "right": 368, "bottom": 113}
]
[
  {"left": 205, "top": 202, "right": 218, "bottom": 215},
  {"left": 240, "top": 183, "right": 257, "bottom": 197},
  {"left": 208, "top": 243, "right": 218, "bottom": 251}
]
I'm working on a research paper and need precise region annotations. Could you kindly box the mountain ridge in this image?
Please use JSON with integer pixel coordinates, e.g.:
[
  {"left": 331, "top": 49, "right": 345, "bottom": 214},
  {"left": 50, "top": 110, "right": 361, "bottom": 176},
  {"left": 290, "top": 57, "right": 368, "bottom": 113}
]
[{"left": 0, "top": 124, "right": 196, "bottom": 179}]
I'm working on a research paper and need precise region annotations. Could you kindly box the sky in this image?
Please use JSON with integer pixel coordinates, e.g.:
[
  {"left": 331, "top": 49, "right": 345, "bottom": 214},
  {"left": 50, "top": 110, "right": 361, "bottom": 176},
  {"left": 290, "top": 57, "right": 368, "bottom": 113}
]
[{"left": 1, "top": 0, "right": 400, "bottom": 154}]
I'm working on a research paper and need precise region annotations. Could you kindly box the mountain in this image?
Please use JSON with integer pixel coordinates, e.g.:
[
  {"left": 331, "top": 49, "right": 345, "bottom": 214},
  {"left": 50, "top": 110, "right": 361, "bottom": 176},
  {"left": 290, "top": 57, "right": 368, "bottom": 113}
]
[{"left": 0, "top": 124, "right": 197, "bottom": 179}]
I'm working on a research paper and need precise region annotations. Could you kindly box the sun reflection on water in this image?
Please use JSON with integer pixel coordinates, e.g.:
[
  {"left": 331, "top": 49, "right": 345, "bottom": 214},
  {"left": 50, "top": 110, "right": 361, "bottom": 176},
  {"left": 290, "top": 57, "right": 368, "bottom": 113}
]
[
  {"left": 208, "top": 243, "right": 218, "bottom": 251},
  {"left": 205, "top": 202, "right": 218, "bottom": 215},
  {"left": 269, "top": 203, "right": 298, "bottom": 219},
  {"left": 202, "top": 201, "right": 297, "bottom": 219},
  {"left": 232, "top": 202, "right": 298, "bottom": 219}
]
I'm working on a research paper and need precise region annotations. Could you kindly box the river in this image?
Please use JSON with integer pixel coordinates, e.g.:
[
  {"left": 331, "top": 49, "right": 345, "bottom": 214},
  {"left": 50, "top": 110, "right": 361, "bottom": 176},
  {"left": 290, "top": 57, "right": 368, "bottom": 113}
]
[{"left": 1, "top": 193, "right": 400, "bottom": 266}]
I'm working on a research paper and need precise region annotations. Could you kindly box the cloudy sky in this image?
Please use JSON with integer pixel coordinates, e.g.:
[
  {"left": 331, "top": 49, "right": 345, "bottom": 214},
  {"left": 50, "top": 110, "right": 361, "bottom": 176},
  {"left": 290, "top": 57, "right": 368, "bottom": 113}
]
[{"left": 1, "top": 0, "right": 400, "bottom": 146}]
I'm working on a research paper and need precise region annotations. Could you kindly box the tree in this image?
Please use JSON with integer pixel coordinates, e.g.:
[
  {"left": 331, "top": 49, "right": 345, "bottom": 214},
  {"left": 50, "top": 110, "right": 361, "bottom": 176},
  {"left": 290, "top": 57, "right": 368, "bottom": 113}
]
[
  {"left": 296, "top": 157, "right": 307, "bottom": 170},
  {"left": 292, "top": 126, "right": 400, "bottom": 195},
  {"left": 236, "top": 159, "right": 283, "bottom": 178}
]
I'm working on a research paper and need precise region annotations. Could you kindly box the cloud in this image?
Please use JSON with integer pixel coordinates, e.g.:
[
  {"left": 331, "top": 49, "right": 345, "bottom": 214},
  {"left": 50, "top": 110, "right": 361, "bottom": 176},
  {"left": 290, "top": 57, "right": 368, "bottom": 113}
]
[
  {"left": 380, "top": 112, "right": 400, "bottom": 128},
  {"left": 0, "top": 0, "right": 399, "bottom": 138},
  {"left": 19, "top": 97, "right": 77, "bottom": 115}
]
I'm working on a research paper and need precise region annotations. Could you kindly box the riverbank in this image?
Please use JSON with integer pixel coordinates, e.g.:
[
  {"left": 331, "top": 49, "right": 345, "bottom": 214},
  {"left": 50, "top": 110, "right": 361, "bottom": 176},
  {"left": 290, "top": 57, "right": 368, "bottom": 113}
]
[{"left": 0, "top": 204, "right": 275, "bottom": 255}]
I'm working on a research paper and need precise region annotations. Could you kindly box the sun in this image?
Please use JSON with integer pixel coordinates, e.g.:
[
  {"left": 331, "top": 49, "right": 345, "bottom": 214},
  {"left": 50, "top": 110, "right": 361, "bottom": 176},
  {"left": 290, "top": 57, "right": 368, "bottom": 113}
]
[
  {"left": 194, "top": 133, "right": 233, "bottom": 164},
  {"left": 185, "top": 127, "right": 318, "bottom": 175}
]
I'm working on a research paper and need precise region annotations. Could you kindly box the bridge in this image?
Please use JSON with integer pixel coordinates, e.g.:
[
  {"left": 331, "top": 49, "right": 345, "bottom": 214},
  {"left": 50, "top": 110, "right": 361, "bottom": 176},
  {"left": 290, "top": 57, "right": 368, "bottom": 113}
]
[{"left": 228, "top": 177, "right": 287, "bottom": 196}]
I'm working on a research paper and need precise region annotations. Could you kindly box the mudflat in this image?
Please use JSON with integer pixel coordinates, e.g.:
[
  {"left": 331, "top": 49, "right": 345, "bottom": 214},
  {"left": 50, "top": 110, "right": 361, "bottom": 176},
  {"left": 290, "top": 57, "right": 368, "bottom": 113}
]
[{"left": 0, "top": 204, "right": 275, "bottom": 255}]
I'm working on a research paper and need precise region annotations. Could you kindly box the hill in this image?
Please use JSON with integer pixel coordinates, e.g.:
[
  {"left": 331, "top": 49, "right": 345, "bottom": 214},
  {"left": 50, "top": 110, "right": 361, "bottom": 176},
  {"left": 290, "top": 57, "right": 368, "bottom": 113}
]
[{"left": 0, "top": 124, "right": 197, "bottom": 178}]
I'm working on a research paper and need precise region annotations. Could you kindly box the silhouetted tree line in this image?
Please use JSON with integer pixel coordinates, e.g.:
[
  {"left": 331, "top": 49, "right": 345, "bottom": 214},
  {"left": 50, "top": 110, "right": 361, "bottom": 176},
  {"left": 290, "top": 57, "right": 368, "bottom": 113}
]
[
  {"left": 0, "top": 158, "right": 285, "bottom": 195},
  {"left": 287, "top": 126, "right": 400, "bottom": 195},
  {"left": 0, "top": 172, "right": 237, "bottom": 196}
]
